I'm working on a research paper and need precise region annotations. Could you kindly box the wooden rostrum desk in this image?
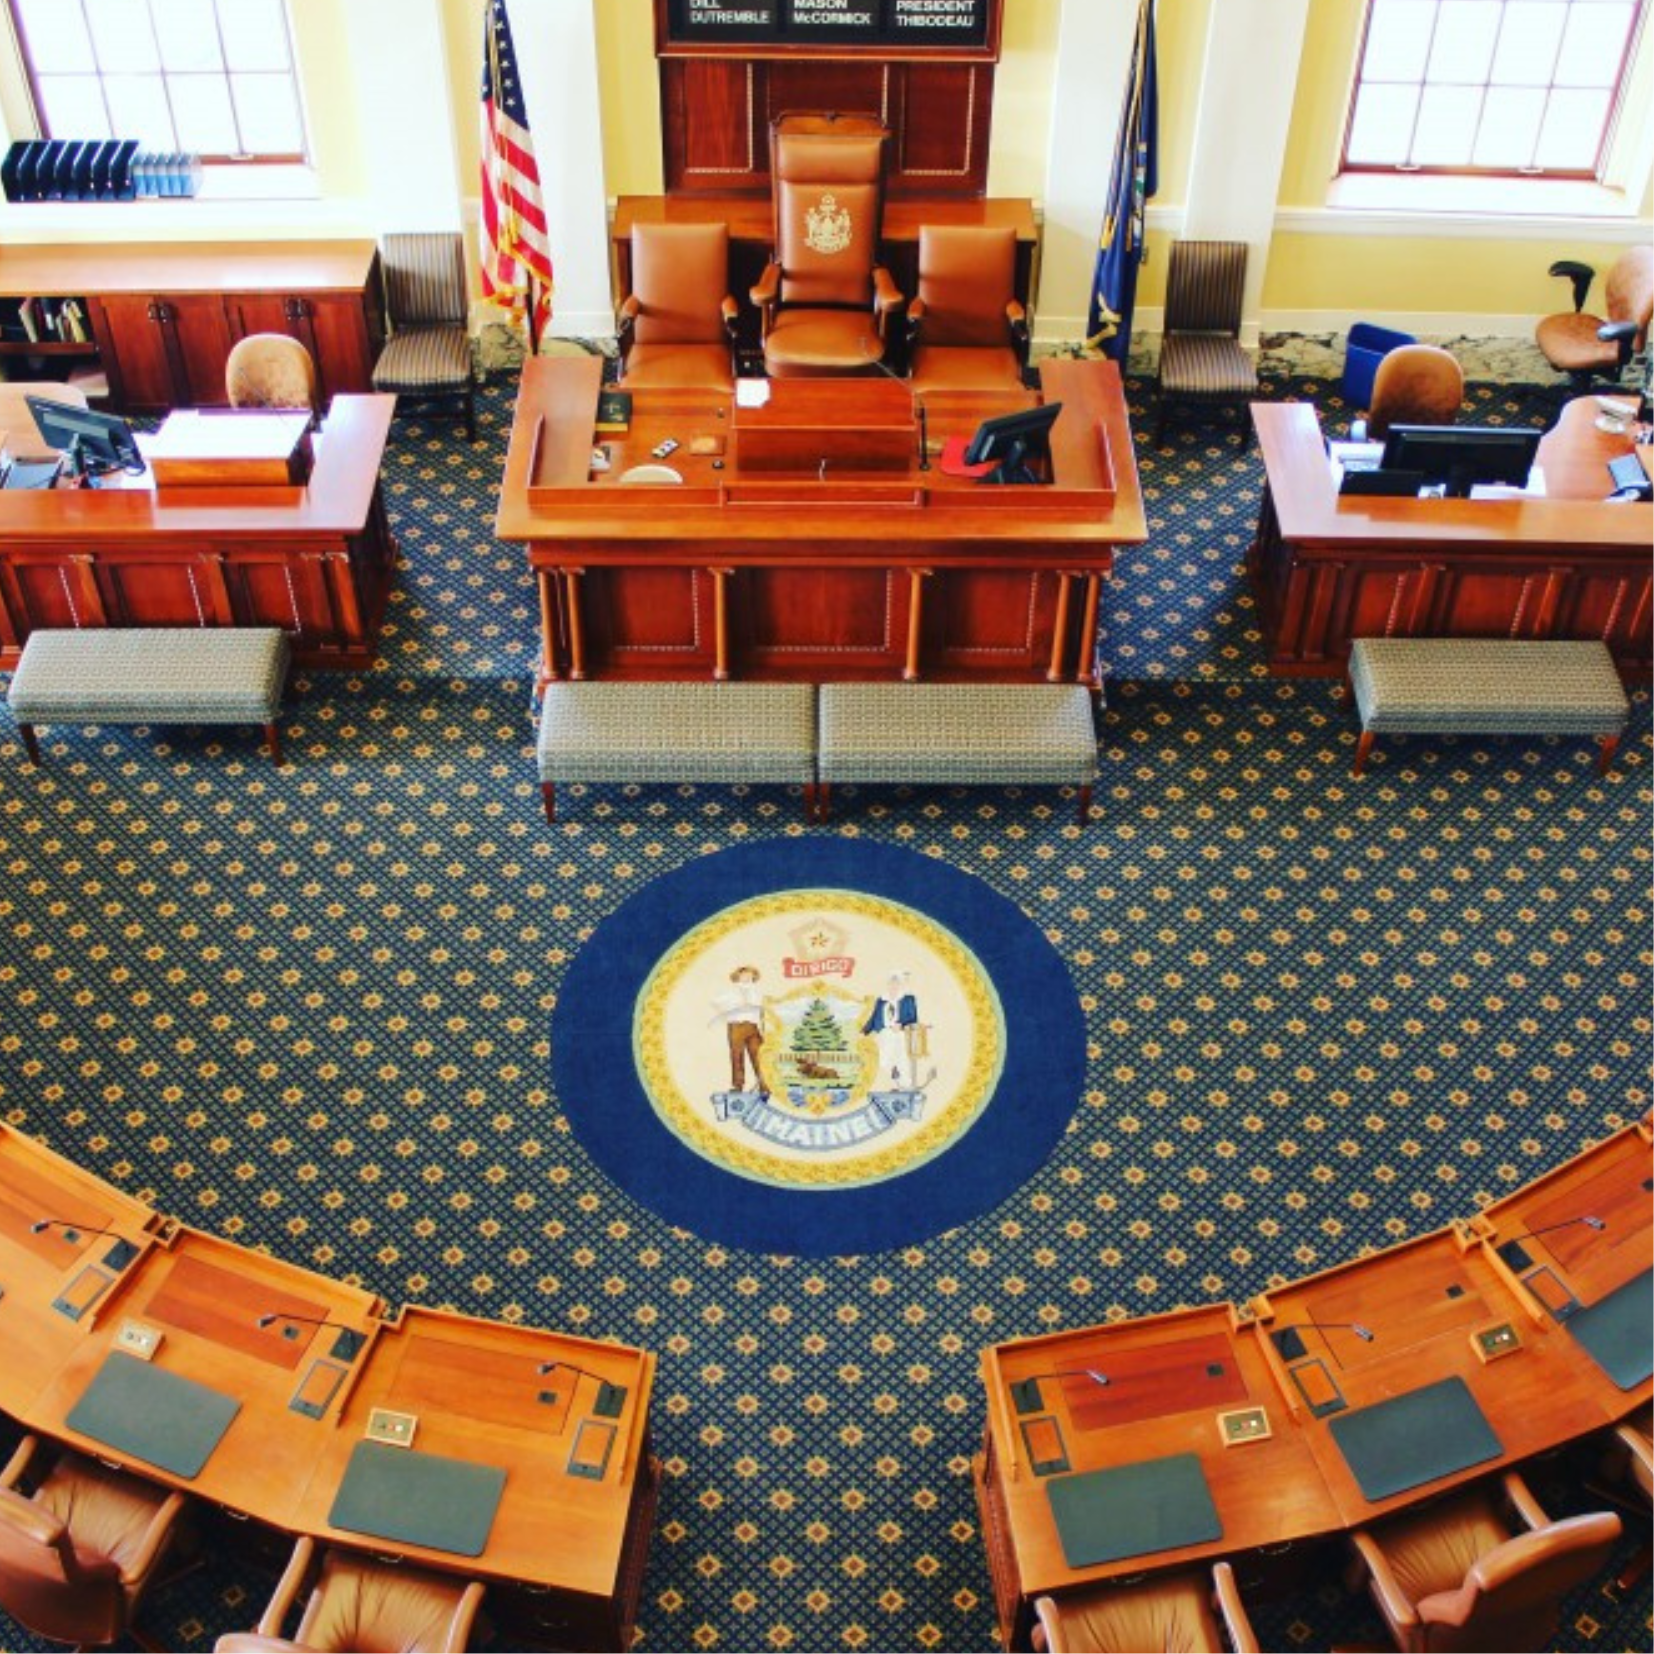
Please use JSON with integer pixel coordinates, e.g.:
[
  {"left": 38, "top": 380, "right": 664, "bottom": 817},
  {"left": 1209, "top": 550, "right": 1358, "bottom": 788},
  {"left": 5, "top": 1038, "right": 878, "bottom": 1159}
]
[
  {"left": 497, "top": 355, "right": 1143, "bottom": 689},
  {"left": 1248, "top": 398, "right": 1653, "bottom": 680},
  {"left": 0, "top": 396, "right": 397, "bottom": 673},
  {"left": 975, "top": 1120, "right": 1653, "bottom": 1651},
  {"left": 0, "top": 1124, "right": 658, "bottom": 1652}
]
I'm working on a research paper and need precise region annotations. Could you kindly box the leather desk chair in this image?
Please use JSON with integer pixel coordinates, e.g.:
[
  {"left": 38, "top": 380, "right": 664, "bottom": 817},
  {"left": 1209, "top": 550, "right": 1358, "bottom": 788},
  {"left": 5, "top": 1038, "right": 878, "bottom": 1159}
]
[
  {"left": 1535, "top": 245, "right": 1654, "bottom": 395},
  {"left": 0, "top": 1433, "right": 186, "bottom": 1649},
  {"left": 617, "top": 222, "right": 738, "bottom": 393},
  {"left": 373, "top": 231, "right": 476, "bottom": 441},
  {"left": 1154, "top": 239, "right": 1260, "bottom": 445},
  {"left": 1353, "top": 344, "right": 1465, "bottom": 442},
  {"left": 214, "top": 1535, "right": 485, "bottom": 1653},
  {"left": 1347, "top": 1470, "right": 1620, "bottom": 1653},
  {"left": 226, "top": 333, "right": 320, "bottom": 420},
  {"left": 751, "top": 112, "right": 904, "bottom": 377},
  {"left": 0, "top": 379, "right": 88, "bottom": 462},
  {"left": 1032, "top": 1561, "right": 1259, "bottom": 1653},
  {"left": 907, "top": 224, "right": 1029, "bottom": 394}
]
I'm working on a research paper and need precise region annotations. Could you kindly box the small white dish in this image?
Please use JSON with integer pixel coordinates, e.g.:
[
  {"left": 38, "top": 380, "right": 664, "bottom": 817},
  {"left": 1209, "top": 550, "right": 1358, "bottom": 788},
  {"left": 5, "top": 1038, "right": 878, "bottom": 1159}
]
[{"left": 618, "top": 463, "right": 683, "bottom": 484}]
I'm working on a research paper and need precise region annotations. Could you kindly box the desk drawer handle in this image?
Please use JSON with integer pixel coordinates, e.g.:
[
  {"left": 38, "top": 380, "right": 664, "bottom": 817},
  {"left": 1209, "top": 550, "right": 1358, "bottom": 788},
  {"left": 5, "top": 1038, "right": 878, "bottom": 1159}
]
[
  {"left": 221, "top": 1506, "right": 251, "bottom": 1522},
  {"left": 1259, "top": 1541, "right": 1294, "bottom": 1557}
]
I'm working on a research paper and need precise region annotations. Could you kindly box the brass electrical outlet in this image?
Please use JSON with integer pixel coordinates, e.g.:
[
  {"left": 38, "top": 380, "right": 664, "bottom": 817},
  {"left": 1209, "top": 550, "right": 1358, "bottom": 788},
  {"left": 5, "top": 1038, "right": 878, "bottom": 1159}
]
[
  {"left": 114, "top": 1319, "right": 163, "bottom": 1360},
  {"left": 365, "top": 1407, "right": 418, "bottom": 1448},
  {"left": 1470, "top": 1320, "right": 1522, "bottom": 1363},
  {"left": 1217, "top": 1405, "right": 1272, "bottom": 1446}
]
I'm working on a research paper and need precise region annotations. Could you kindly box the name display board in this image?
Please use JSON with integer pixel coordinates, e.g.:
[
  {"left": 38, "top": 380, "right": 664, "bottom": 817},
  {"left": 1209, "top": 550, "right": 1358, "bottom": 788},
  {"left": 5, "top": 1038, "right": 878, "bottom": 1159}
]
[{"left": 669, "top": 0, "right": 990, "bottom": 48}]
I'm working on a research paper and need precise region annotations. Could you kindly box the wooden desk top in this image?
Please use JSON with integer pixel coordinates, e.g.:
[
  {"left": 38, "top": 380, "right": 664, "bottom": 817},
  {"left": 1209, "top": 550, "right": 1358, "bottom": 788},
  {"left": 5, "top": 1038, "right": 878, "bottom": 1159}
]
[
  {"left": 1252, "top": 400, "right": 1648, "bottom": 552},
  {"left": 294, "top": 1307, "right": 656, "bottom": 1596},
  {"left": 613, "top": 194, "right": 1039, "bottom": 244},
  {"left": 0, "top": 239, "right": 381, "bottom": 298}
]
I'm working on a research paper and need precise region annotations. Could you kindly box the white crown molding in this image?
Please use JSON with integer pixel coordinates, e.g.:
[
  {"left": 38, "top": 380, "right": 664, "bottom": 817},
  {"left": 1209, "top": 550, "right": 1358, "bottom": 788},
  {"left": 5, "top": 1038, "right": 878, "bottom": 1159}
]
[{"left": 1273, "top": 205, "right": 1653, "bottom": 241}]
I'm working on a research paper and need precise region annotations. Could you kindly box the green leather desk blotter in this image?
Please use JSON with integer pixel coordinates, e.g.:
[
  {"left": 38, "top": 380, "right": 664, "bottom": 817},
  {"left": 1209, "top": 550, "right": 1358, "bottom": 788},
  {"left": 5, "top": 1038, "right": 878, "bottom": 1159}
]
[
  {"left": 1566, "top": 1268, "right": 1653, "bottom": 1389},
  {"left": 66, "top": 1351, "right": 241, "bottom": 1479},
  {"left": 1046, "top": 1451, "right": 1221, "bottom": 1569},
  {"left": 328, "top": 1440, "right": 506, "bottom": 1557},
  {"left": 1328, "top": 1374, "right": 1502, "bottom": 1503}
]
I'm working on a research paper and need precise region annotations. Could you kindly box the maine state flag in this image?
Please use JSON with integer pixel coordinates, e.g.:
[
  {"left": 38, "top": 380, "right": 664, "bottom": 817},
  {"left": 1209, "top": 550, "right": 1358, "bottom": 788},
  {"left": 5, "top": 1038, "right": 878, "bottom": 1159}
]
[{"left": 1087, "top": 0, "right": 1158, "bottom": 358}]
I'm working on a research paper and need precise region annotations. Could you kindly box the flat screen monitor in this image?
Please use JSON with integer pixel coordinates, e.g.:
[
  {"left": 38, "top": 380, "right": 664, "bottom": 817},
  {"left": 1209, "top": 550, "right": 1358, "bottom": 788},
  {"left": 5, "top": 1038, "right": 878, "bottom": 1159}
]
[
  {"left": 963, "top": 400, "right": 1063, "bottom": 485},
  {"left": 1379, "top": 423, "right": 1542, "bottom": 499},
  {"left": 25, "top": 395, "right": 145, "bottom": 481}
]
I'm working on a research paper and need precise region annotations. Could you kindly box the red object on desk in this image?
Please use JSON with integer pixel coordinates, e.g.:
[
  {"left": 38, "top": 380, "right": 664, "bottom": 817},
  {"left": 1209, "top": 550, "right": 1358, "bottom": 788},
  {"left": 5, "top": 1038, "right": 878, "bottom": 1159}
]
[{"left": 938, "top": 434, "right": 996, "bottom": 478}]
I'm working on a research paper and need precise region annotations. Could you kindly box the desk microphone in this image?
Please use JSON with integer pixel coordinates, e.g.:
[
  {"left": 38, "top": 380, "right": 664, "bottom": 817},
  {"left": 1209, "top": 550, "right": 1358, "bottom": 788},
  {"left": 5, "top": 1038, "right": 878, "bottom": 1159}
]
[
  {"left": 1268, "top": 1321, "right": 1373, "bottom": 1362},
  {"left": 535, "top": 1358, "right": 628, "bottom": 1418},
  {"left": 254, "top": 1310, "right": 367, "bottom": 1361},
  {"left": 1009, "top": 1367, "right": 1110, "bottom": 1414},
  {"left": 860, "top": 338, "right": 930, "bottom": 470},
  {"left": 29, "top": 1217, "right": 139, "bottom": 1270},
  {"left": 1491, "top": 1214, "right": 1605, "bottom": 1271}
]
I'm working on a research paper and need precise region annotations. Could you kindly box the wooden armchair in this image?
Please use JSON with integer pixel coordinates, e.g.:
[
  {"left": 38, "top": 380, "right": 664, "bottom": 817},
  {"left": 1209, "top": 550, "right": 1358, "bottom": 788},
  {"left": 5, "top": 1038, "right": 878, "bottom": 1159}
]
[
  {"left": 617, "top": 222, "right": 738, "bottom": 392},
  {"left": 1032, "top": 1561, "right": 1259, "bottom": 1652},
  {"left": 907, "top": 224, "right": 1029, "bottom": 394},
  {"left": 1154, "top": 238, "right": 1259, "bottom": 445}
]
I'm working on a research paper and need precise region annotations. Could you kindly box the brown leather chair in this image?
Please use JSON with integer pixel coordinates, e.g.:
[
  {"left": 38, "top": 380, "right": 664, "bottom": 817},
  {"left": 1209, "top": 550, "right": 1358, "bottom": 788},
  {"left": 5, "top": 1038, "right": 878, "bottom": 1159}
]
[
  {"left": 0, "top": 1433, "right": 186, "bottom": 1649},
  {"left": 226, "top": 333, "right": 320, "bottom": 418},
  {"left": 214, "top": 1535, "right": 485, "bottom": 1653},
  {"left": 750, "top": 111, "right": 904, "bottom": 377},
  {"left": 1347, "top": 1470, "right": 1621, "bottom": 1653},
  {"left": 1536, "top": 245, "right": 1654, "bottom": 394},
  {"left": 617, "top": 222, "right": 738, "bottom": 393},
  {"left": 1154, "top": 239, "right": 1260, "bottom": 445},
  {"left": 0, "top": 379, "right": 89, "bottom": 462},
  {"left": 1032, "top": 1561, "right": 1259, "bottom": 1652},
  {"left": 907, "top": 224, "right": 1029, "bottom": 394},
  {"left": 1356, "top": 343, "right": 1466, "bottom": 442}
]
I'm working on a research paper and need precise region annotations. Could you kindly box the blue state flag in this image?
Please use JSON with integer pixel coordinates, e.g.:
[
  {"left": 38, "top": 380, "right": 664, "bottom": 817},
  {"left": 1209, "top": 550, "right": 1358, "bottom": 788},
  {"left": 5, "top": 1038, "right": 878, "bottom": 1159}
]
[{"left": 1087, "top": 0, "right": 1158, "bottom": 359}]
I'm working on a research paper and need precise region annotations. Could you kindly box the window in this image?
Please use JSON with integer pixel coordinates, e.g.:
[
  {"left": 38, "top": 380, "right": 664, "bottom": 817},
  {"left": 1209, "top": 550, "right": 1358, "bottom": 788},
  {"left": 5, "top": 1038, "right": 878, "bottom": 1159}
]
[
  {"left": 10, "top": 0, "right": 308, "bottom": 163},
  {"left": 1343, "top": 0, "right": 1647, "bottom": 177}
]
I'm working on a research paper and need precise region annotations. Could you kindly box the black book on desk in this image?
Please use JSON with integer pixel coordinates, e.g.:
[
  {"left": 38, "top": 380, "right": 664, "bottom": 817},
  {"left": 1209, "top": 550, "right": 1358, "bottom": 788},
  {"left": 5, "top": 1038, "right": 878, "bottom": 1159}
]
[{"left": 595, "top": 389, "right": 632, "bottom": 434}]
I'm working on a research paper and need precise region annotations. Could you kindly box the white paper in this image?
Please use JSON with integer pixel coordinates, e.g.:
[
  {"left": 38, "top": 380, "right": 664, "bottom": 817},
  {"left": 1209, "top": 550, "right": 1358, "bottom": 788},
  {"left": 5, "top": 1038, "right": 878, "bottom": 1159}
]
[{"left": 735, "top": 378, "right": 771, "bottom": 408}]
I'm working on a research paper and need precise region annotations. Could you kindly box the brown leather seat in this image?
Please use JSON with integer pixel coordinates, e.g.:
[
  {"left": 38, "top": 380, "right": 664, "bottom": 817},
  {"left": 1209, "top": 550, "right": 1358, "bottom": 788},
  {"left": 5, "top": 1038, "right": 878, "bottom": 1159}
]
[
  {"left": 0, "top": 1433, "right": 186, "bottom": 1648},
  {"left": 1360, "top": 344, "right": 1465, "bottom": 441},
  {"left": 907, "top": 224, "right": 1029, "bottom": 394},
  {"left": 214, "top": 1535, "right": 484, "bottom": 1653},
  {"left": 226, "top": 333, "right": 320, "bottom": 417},
  {"left": 1619, "top": 1403, "right": 1654, "bottom": 1502},
  {"left": 1535, "top": 245, "right": 1654, "bottom": 394},
  {"left": 751, "top": 111, "right": 904, "bottom": 377},
  {"left": 617, "top": 222, "right": 738, "bottom": 393},
  {"left": 1154, "top": 239, "right": 1260, "bottom": 445},
  {"left": 0, "top": 379, "right": 89, "bottom": 462},
  {"left": 1033, "top": 1561, "right": 1259, "bottom": 1653},
  {"left": 1347, "top": 1470, "right": 1621, "bottom": 1652}
]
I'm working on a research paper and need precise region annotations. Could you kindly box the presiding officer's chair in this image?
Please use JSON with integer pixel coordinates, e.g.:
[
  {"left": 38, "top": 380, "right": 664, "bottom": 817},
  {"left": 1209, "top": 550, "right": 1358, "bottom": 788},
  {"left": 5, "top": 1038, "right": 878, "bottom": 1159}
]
[
  {"left": 0, "top": 1433, "right": 187, "bottom": 1649},
  {"left": 214, "top": 1535, "right": 485, "bottom": 1654},
  {"left": 373, "top": 232, "right": 476, "bottom": 441},
  {"left": 906, "top": 224, "right": 1029, "bottom": 394},
  {"left": 750, "top": 111, "right": 904, "bottom": 377},
  {"left": 1535, "top": 245, "right": 1654, "bottom": 395},
  {"left": 1354, "top": 343, "right": 1465, "bottom": 442},
  {"left": 1346, "top": 1469, "right": 1620, "bottom": 1653},
  {"left": 1032, "top": 1561, "right": 1259, "bottom": 1653},
  {"left": 1154, "top": 239, "right": 1260, "bottom": 446},
  {"left": 617, "top": 222, "right": 738, "bottom": 393},
  {"left": 226, "top": 333, "right": 320, "bottom": 420}
]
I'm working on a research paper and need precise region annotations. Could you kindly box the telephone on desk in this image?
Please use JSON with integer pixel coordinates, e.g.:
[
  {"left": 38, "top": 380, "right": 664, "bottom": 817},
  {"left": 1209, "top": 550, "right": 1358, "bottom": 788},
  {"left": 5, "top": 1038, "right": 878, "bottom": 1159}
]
[{"left": 1606, "top": 452, "right": 1652, "bottom": 502}]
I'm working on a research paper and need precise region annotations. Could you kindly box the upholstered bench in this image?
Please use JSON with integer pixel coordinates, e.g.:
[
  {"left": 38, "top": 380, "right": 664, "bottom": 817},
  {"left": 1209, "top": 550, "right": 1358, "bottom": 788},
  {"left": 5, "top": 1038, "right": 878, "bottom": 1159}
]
[
  {"left": 8, "top": 628, "right": 291, "bottom": 766},
  {"left": 816, "top": 683, "right": 1099, "bottom": 823},
  {"left": 1347, "top": 638, "right": 1629, "bottom": 776},
  {"left": 536, "top": 681, "right": 818, "bottom": 822}
]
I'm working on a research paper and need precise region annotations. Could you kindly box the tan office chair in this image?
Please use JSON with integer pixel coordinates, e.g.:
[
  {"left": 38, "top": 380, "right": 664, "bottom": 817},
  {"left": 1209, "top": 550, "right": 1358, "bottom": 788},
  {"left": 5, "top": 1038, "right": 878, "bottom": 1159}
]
[
  {"left": 617, "top": 222, "right": 738, "bottom": 393},
  {"left": 1347, "top": 1470, "right": 1621, "bottom": 1653},
  {"left": 1154, "top": 239, "right": 1260, "bottom": 446},
  {"left": 214, "top": 1536, "right": 485, "bottom": 1653},
  {"left": 226, "top": 333, "right": 320, "bottom": 418},
  {"left": 1535, "top": 245, "right": 1654, "bottom": 394},
  {"left": 907, "top": 224, "right": 1029, "bottom": 394},
  {"left": 1355, "top": 344, "right": 1466, "bottom": 442},
  {"left": 0, "top": 379, "right": 88, "bottom": 462},
  {"left": 373, "top": 231, "right": 476, "bottom": 440},
  {"left": 750, "top": 111, "right": 904, "bottom": 377},
  {"left": 0, "top": 1433, "right": 186, "bottom": 1649},
  {"left": 1032, "top": 1561, "right": 1259, "bottom": 1653}
]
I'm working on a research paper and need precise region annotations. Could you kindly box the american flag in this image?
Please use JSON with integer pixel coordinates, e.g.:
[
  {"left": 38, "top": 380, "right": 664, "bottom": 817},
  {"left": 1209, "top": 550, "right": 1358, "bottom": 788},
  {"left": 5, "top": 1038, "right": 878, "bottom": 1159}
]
[{"left": 480, "top": 0, "right": 553, "bottom": 344}]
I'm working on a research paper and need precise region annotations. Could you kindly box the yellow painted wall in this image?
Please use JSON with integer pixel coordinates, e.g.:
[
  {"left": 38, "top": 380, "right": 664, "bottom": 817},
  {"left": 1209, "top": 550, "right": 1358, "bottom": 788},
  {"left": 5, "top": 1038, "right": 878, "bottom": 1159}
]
[
  {"left": 443, "top": 0, "right": 482, "bottom": 196},
  {"left": 288, "top": 0, "right": 365, "bottom": 197},
  {"left": 984, "top": 0, "right": 1059, "bottom": 198},
  {"left": 597, "top": 0, "right": 664, "bottom": 197}
]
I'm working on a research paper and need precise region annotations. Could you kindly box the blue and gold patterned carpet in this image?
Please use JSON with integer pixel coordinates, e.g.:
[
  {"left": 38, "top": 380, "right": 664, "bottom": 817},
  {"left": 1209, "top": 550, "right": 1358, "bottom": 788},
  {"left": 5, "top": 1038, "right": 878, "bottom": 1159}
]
[{"left": 0, "top": 371, "right": 1648, "bottom": 1652}]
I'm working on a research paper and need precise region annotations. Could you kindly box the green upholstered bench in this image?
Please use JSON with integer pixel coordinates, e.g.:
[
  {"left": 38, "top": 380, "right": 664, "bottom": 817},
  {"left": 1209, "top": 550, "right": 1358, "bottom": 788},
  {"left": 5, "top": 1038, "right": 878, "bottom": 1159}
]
[
  {"left": 815, "top": 683, "right": 1099, "bottom": 823},
  {"left": 536, "top": 681, "right": 818, "bottom": 822},
  {"left": 8, "top": 628, "right": 291, "bottom": 766},
  {"left": 1347, "top": 638, "right": 1629, "bottom": 777}
]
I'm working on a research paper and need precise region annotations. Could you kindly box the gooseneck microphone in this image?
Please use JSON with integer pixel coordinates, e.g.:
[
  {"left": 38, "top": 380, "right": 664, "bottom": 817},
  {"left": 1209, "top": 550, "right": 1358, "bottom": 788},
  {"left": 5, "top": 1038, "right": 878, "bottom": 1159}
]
[
  {"left": 1268, "top": 1320, "right": 1374, "bottom": 1361},
  {"left": 860, "top": 337, "right": 930, "bottom": 470},
  {"left": 1009, "top": 1367, "right": 1111, "bottom": 1414},
  {"left": 1490, "top": 1213, "right": 1605, "bottom": 1270},
  {"left": 535, "top": 1358, "right": 629, "bottom": 1418},
  {"left": 30, "top": 1217, "right": 139, "bottom": 1270},
  {"left": 254, "top": 1310, "right": 367, "bottom": 1360}
]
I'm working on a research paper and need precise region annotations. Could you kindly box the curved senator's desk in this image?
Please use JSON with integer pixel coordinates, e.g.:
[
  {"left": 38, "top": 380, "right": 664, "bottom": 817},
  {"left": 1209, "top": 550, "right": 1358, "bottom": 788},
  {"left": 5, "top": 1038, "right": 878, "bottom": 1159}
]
[
  {"left": 496, "top": 355, "right": 1143, "bottom": 689},
  {"left": 0, "top": 396, "right": 397, "bottom": 673},
  {"left": 975, "top": 1120, "right": 1653, "bottom": 1651},
  {"left": 1247, "top": 399, "right": 1652, "bottom": 679}
]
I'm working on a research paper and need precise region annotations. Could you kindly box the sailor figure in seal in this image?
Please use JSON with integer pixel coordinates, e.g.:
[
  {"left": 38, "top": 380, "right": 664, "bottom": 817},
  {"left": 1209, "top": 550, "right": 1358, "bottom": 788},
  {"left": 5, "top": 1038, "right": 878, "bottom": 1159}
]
[
  {"left": 863, "top": 969, "right": 927, "bottom": 1091},
  {"left": 709, "top": 964, "right": 769, "bottom": 1102}
]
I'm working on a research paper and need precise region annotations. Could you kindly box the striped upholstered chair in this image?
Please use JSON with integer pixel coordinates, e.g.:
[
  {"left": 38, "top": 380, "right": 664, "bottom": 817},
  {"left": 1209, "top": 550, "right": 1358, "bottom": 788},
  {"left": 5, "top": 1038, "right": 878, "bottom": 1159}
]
[
  {"left": 372, "top": 233, "right": 476, "bottom": 440},
  {"left": 1154, "top": 239, "right": 1259, "bottom": 446}
]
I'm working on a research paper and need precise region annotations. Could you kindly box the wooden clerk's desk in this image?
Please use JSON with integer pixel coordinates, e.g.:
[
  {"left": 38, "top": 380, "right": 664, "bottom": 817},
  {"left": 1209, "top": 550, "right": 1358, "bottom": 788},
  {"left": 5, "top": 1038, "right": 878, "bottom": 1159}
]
[
  {"left": 976, "top": 1121, "right": 1653, "bottom": 1650},
  {"left": 0, "top": 396, "right": 397, "bottom": 673},
  {"left": 1248, "top": 398, "right": 1653, "bottom": 679},
  {"left": 497, "top": 355, "right": 1143, "bottom": 689},
  {"left": 0, "top": 1125, "right": 657, "bottom": 1652}
]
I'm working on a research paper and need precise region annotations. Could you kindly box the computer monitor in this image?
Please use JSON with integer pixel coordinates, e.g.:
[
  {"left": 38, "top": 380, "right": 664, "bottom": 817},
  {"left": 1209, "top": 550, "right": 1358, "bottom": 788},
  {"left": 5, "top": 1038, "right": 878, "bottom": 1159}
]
[
  {"left": 1379, "top": 424, "right": 1542, "bottom": 499},
  {"left": 962, "top": 400, "right": 1063, "bottom": 485},
  {"left": 25, "top": 395, "right": 145, "bottom": 481}
]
